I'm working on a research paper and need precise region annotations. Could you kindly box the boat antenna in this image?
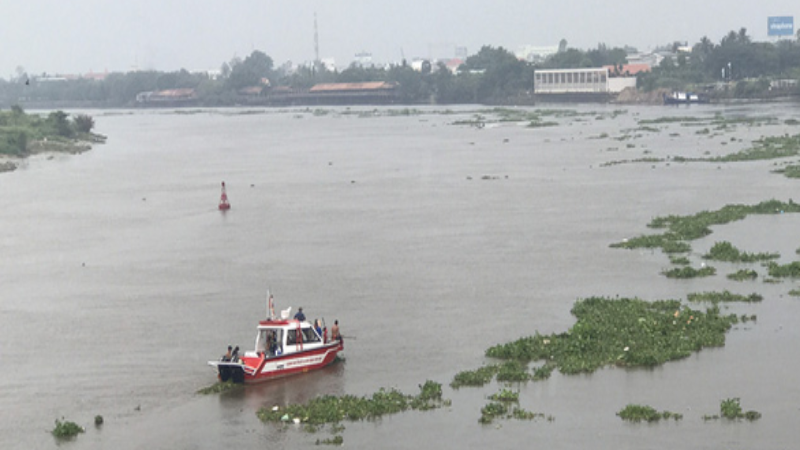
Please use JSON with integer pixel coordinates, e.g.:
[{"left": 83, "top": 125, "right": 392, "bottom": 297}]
[{"left": 266, "top": 288, "right": 273, "bottom": 320}]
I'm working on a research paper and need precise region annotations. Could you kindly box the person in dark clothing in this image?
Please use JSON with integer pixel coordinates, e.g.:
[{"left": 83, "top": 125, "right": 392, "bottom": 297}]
[
  {"left": 222, "top": 345, "right": 232, "bottom": 362},
  {"left": 294, "top": 307, "right": 306, "bottom": 322},
  {"left": 231, "top": 346, "right": 240, "bottom": 362}
]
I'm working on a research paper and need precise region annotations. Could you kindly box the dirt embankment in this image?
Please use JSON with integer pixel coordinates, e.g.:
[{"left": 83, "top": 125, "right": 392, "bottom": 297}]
[{"left": 614, "top": 87, "right": 670, "bottom": 105}]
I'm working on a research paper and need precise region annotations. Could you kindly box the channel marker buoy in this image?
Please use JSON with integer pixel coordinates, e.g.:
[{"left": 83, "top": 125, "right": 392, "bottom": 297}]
[{"left": 218, "top": 181, "right": 231, "bottom": 211}]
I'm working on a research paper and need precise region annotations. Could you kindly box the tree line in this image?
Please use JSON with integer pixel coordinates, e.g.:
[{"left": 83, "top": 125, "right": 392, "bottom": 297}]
[{"left": 2, "top": 29, "right": 800, "bottom": 107}]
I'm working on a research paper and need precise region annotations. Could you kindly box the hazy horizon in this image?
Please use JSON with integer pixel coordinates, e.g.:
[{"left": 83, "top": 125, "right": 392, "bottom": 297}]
[{"left": 2, "top": 1, "right": 798, "bottom": 77}]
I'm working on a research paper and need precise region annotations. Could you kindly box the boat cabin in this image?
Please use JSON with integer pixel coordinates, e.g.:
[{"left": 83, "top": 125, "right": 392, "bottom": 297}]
[{"left": 246, "top": 318, "right": 327, "bottom": 359}]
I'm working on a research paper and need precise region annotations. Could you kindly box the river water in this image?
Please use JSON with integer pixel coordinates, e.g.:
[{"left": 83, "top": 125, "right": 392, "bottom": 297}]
[{"left": 1, "top": 103, "right": 799, "bottom": 449}]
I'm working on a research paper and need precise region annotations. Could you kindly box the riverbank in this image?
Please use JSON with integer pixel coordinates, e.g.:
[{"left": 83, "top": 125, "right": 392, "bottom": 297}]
[{"left": 0, "top": 137, "right": 101, "bottom": 173}]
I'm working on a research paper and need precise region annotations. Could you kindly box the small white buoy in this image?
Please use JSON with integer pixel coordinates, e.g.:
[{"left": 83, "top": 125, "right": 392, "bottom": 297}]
[
  {"left": 293, "top": 418, "right": 301, "bottom": 424},
  {"left": 272, "top": 406, "right": 279, "bottom": 412}
]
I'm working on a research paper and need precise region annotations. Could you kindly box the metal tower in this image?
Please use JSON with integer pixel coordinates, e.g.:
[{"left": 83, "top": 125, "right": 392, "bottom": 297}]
[{"left": 314, "top": 13, "right": 320, "bottom": 65}]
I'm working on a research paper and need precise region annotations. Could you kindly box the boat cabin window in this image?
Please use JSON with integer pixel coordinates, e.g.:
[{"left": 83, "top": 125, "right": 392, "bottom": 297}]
[
  {"left": 302, "top": 327, "right": 321, "bottom": 343},
  {"left": 286, "top": 329, "right": 298, "bottom": 345},
  {"left": 256, "top": 329, "right": 268, "bottom": 353},
  {"left": 257, "top": 328, "right": 283, "bottom": 356}
]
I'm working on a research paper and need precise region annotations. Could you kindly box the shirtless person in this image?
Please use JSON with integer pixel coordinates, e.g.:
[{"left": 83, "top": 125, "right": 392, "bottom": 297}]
[{"left": 331, "top": 320, "right": 341, "bottom": 341}]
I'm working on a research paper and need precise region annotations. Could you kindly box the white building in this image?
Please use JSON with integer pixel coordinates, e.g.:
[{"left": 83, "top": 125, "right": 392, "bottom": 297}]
[
  {"left": 534, "top": 68, "right": 637, "bottom": 94},
  {"left": 517, "top": 45, "right": 559, "bottom": 63}
]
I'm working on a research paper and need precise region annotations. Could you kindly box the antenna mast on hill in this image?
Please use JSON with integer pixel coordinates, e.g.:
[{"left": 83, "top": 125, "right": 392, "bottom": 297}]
[{"left": 314, "top": 12, "right": 320, "bottom": 66}]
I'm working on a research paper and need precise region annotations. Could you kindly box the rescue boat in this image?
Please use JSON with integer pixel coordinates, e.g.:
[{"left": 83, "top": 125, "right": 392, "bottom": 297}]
[{"left": 208, "top": 305, "right": 343, "bottom": 383}]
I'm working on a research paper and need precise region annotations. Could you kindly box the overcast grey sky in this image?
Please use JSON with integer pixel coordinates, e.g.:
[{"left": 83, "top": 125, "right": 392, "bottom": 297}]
[{"left": 1, "top": 1, "right": 798, "bottom": 77}]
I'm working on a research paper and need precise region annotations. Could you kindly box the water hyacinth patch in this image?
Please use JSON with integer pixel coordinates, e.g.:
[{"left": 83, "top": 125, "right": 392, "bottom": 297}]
[
  {"left": 611, "top": 200, "right": 800, "bottom": 253},
  {"left": 488, "top": 389, "right": 519, "bottom": 403},
  {"left": 450, "top": 365, "right": 500, "bottom": 389},
  {"left": 662, "top": 265, "right": 716, "bottom": 279},
  {"left": 256, "top": 381, "right": 449, "bottom": 426},
  {"left": 316, "top": 435, "right": 344, "bottom": 446},
  {"left": 479, "top": 402, "right": 550, "bottom": 424},
  {"left": 669, "top": 255, "right": 691, "bottom": 265},
  {"left": 703, "top": 241, "right": 779, "bottom": 262},
  {"left": 727, "top": 269, "right": 758, "bottom": 281},
  {"left": 495, "top": 360, "right": 530, "bottom": 383},
  {"left": 767, "top": 261, "right": 800, "bottom": 278},
  {"left": 52, "top": 419, "right": 84, "bottom": 439},
  {"left": 485, "top": 297, "right": 738, "bottom": 375},
  {"left": 532, "top": 364, "right": 556, "bottom": 381},
  {"left": 617, "top": 404, "right": 683, "bottom": 422},
  {"left": 687, "top": 290, "right": 763, "bottom": 303},
  {"left": 704, "top": 398, "right": 761, "bottom": 421},
  {"left": 196, "top": 380, "right": 241, "bottom": 395}
]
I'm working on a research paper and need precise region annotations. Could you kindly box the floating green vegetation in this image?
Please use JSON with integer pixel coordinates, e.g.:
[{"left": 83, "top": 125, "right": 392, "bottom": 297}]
[
  {"left": 617, "top": 404, "right": 683, "bottom": 423},
  {"left": 703, "top": 241, "right": 779, "bottom": 262},
  {"left": 196, "top": 380, "right": 242, "bottom": 395},
  {"left": 710, "top": 134, "right": 800, "bottom": 162},
  {"left": 479, "top": 402, "right": 508, "bottom": 424},
  {"left": 479, "top": 402, "right": 550, "bottom": 424},
  {"left": 767, "top": 261, "right": 800, "bottom": 278},
  {"left": 451, "top": 365, "right": 500, "bottom": 388},
  {"left": 687, "top": 290, "right": 762, "bottom": 303},
  {"left": 773, "top": 164, "right": 800, "bottom": 178},
  {"left": 485, "top": 297, "right": 738, "bottom": 375},
  {"left": 669, "top": 255, "right": 691, "bottom": 265},
  {"left": 727, "top": 269, "right": 759, "bottom": 281},
  {"left": 696, "top": 128, "right": 711, "bottom": 135},
  {"left": 662, "top": 240, "right": 692, "bottom": 254},
  {"left": 316, "top": 435, "right": 344, "bottom": 446},
  {"left": 600, "top": 157, "right": 664, "bottom": 167},
  {"left": 94, "top": 415, "right": 103, "bottom": 426},
  {"left": 489, "top": 389, "right": 519, "bottom": 402},
  {"left": 257, "top": 381, "right": 449, "bottom": 426},
  {"left": 638, "top": 116, "right": 706, "bottom": 125},
  {"left": 662, "top": 265, "right": 716, "bottom": 279},
  {"left": 786, "top": 119, "right": 800, "bottom": 126},
  {"left": 611, "top": 199, "right": 800, "bottom": 253},
  {"left": 527, "top": 120, "right": 559, "bottom": 128},
  {"left": 52, "top": 418, "right": 84, "bottom": 439},
  {"left": 703, "top": 398, "right": 761, "bottom": 421},
  {"left": 788, "top": 289, "right": 800, "bottom": 297},
  {"left": 637, "top": 126, "right": 661, "bottom": 133},
  {"left": 532, "top": 364, "right": 555, "bottom": 381},
  {"left": 496, "top": 360, "right": 530, "bottom": 383},
  {"left": 385, "top": 108, "right": 423, "bottom": 116}
]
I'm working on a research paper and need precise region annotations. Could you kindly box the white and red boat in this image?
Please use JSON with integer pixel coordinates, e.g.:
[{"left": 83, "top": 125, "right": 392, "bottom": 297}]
[{"left": 208, "top": 301, "right": 343, "bottom": 384}]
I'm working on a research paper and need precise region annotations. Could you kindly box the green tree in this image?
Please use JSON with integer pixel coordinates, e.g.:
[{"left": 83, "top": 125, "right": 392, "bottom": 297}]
[
  {"left": 46, "top": 110, "right": 73, "bottom": 137},
  {"left": 73, "top": 114, "right": 94, "bottom": 133},
  {"left": 227, "top": 50, "right": 273, "bottom": 90}
]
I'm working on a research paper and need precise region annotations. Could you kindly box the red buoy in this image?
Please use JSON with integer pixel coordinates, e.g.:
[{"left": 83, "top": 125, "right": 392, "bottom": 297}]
[{"left": 219, "top": 181, "right": 231, "bottom": 210}]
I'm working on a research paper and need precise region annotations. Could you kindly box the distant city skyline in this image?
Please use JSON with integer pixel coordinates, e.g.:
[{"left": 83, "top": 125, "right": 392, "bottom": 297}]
[{"left": 1, "top": 1, "right": 797, "bottom": 78}]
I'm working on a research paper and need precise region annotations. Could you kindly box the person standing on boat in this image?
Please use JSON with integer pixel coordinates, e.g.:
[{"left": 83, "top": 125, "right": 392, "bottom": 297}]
[
  {"left": 331, "top": 320, "right": 340, "bottom": 341},
  {"left": 314, "top": 319, "right": 323, "bottom": 338},
  {"left": 222, "top": 345, "right": 232, "bottom": 362},
  {"left": 294, "top": 307, "right": 306, "bottom": 322}
]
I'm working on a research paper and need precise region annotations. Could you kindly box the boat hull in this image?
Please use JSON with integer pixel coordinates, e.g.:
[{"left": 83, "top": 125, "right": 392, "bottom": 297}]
[{"left": 211, "top": 340, "right": 343, "bottom": 384}]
